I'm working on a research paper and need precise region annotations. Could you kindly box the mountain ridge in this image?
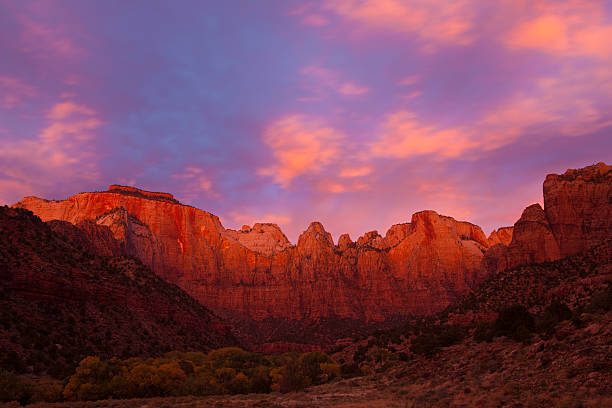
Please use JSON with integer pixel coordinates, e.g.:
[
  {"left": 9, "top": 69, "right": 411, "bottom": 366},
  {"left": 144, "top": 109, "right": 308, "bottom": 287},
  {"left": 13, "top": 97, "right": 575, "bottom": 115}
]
[{"left": 11, "top": 162, "right": 612, "bottom": 349}]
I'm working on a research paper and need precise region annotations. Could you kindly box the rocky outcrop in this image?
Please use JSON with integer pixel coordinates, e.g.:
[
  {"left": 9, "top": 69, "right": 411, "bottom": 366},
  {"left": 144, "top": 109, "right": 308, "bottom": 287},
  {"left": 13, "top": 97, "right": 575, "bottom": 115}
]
[
  {"left": 14, "top": 186, "right": 492, "bottom": 322},
  {"left": 483, "top": 162, "right": 611, "bottom": 275},
  {"left": 48, "top": 219, "right": 125, "bottom": 258},
  {"left": 543, "top": 162, "right": 612, "bottom": 257},
  {"left": 487, "top": 226, "right": 513, "bottom": 247},
  {"left": 223, "top": 223, "right": 292, "bottom": 256},
  {"left": 95, "top": 206, "right": 164, "bottom": 271},
  {"left": 337, "top": 234, "right": 354, "bottom": 252},
  {"left": 483, "top": 205, "right": 561, "bottom": 275}
]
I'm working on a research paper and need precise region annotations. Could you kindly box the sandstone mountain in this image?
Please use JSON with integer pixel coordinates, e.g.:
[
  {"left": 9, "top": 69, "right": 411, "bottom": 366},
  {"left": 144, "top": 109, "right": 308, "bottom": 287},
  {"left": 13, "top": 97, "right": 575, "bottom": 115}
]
[
  {"left": 483, "top": 162, "right": 612, "bottom": 275},
  {"left": 15, "top": 187, "right": 491, "bottom": 324},
  {"left": 12, "top": 163, "right": 612, "bottom": 344},
  {"left": 0, "top": 206, "right": 237, "bottom": 378}
]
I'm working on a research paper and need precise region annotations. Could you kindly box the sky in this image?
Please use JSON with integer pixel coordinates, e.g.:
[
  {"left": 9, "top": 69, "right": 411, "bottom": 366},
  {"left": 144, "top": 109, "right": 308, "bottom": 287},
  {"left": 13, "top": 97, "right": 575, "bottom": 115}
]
[{"left": 1, "top": 0, "right": 611, "bottom": 243}]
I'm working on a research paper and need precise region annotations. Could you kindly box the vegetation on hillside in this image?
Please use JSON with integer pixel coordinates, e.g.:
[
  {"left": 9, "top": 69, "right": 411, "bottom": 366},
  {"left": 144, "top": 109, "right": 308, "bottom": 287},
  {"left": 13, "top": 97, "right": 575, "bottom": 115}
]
[{"left": 0, "top": 348, "right": 340, "bottom": 405}]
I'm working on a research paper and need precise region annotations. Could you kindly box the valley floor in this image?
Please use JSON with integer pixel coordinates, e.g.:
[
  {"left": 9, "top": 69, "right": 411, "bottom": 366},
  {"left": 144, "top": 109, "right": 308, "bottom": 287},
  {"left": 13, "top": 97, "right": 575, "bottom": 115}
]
[{"left": 14, "top": 312, "right": 612, "bottom": 408}]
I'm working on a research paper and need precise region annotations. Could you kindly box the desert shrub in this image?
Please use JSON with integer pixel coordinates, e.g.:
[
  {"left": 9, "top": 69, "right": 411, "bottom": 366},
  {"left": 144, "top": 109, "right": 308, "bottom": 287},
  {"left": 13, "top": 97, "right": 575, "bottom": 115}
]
[
  {"left": 226, "top": 372, "right": 249, "bottom": 394},
  {"left": 588, "top": 285, "right": 612, "bottom": 312},
  {"left": 177, "top": 360, "right": 195, "bottom": 375},
  {"left": 536, "top": 300, "right": 572, "bottom": 334},
  {"left": 278, "top": 359, "right": 309, "bottom": 393},
  {"left": 319, "top": 362, "right": 340, "bottom": 381},
  {"left": 353, "top": 345, "right": 368, "bottom": 364},
  {"left": 493, "top": 305, "right": 535, "bottom": 342},
  {"left": 410, "top": 325, "right": 467, "bottom": 356},
  {"left": 299, "top": 352, "right": 333, "bottom": 385},
  {"left": 63, "top": 356, "right": 118, "bottom": 400},
  {"left": 0, "top": 370, "right": 32, "bottom": 405},
  {"left": 248, "top": 365, "right": 272, "bottom": 393},
  {"left": 31, "top": 380, "right": 63, "bottom": 403},
  {"left": 367, "top": 346, "right": 391, "bottom": 363},
  {"left": 208, "top": 347, "right": 265, "bottom": 371},
  {"left": 61, "top": 349, "right": 338, "bottom": 400},
  {"left": 214, "top": 367, "right": 237, "bottom": 384},
  {"left": 340, "top": 363, "right": 362, "bottom": 378},
  {"left": 1, "top": 351, "right": 24, "bottom": 373},
  {"left": 474, "top": 321, "right": 494, "bottom": 342}
]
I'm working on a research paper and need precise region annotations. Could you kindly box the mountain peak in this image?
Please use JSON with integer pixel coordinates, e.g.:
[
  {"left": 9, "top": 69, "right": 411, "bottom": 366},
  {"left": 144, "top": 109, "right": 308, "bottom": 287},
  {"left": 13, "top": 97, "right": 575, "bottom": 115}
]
[{"left": 107, "top": 184, "right": 178, "bottom": 203}]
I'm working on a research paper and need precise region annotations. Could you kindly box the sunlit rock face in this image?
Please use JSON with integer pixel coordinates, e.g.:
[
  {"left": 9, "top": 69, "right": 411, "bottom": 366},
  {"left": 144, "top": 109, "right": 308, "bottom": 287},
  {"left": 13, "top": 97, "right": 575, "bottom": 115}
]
[
  {"left": 487, "top": 227, "right": 513, "bottom": 247},
  {"left": 544, "top": 162, "right": 612, "bottom": 257},
  {"left": 15, "top": 185, "right": 492, "bottom": 321},
  {"left": 483, "top": 162, "right": 612, "bottom": 275},
  {"left": 223, "top": 223, "right": 292, "bottom": 256}
]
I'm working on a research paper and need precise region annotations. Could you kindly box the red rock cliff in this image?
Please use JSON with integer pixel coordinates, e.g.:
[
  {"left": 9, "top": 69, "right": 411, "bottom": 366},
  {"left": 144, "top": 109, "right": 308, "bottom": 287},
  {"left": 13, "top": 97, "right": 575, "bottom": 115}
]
[
  {"left": 14, "top": 185, "right": 492, "bottom": 321},
  {"left": 483, "top": 162, "right": 612, "bottom": 274}
]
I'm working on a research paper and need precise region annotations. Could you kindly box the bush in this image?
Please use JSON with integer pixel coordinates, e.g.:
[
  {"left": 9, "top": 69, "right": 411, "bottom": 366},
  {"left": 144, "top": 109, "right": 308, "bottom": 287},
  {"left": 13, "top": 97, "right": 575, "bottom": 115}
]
[
  {"left": 0, "top": 370, "right": 32, "bottom": 405},
  {"left": 61, "top": 349, "right": 338, "bottom": 400},
  {"left": 319, "top": 362, "right": 340, "bottom": 381},
  {"left": 493, "top": 305, "right": 535, "bottom": 342},
  {"left": 474, "top": 321, "right": 494, "bottom": 342},
  {"left": 588, "top": 286, "right": 612, "bottom": 312},
  {"left": 410, "top": 325, "right": 467, "bottom": 356},
  {"left": 248, "top": 365, "right": 272, "bottom": 393},
  {"left": 299, "top": 352, "right": 333, "bottom": 386},
  {"left": 278, "top": 359, "right": 309, "bottom": 393},
  {"left": 536, "top": 300, "right": 572, "bottom": 335},
  {"left": 30, "top": 380, "right": 63, "bottom": 403},
  {"left": 340, "top": 363, "right": 362, "bottom": 378}
]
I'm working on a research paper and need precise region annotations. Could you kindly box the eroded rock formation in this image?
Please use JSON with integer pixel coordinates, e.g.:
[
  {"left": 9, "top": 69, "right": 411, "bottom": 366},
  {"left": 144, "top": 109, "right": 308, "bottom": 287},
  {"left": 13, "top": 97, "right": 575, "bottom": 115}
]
[
  {"left": 14, "top": 163, "right": 610, "bottom": 324},
  {"left": 483, "top": 162, "right": 612, "bottom": 274},
  {"left": 487, "top": 227, "right": 513, "bottom": 247},
  {"left": 15, "top": 186, "right": 491, "bottom": 321}
]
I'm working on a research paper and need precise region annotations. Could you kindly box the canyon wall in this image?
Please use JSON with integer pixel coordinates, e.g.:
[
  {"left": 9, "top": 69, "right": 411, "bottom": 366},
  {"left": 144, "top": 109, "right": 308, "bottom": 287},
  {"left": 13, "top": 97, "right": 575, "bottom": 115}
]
[
  {"left": 483, "top": 162, "right": 612, "bottom": 274},
  {"left": 15, "top": 187, "right": 491, "bottom": 321},
  {"left": 14, "top": 163, "right": 611, "bottom": 322}
]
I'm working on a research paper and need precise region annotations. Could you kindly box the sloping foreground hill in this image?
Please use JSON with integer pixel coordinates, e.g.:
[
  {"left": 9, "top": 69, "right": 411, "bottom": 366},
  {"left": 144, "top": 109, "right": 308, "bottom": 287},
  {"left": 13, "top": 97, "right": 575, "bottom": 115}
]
[
  {"left": 446, "top": 238, "right": 612, "bottom": 323},
  {"left": 0, "top": 206, "right": 237, "bottom": 379},
  {"left": 12, "top": 231, "right": 612, "bottom": 407}
]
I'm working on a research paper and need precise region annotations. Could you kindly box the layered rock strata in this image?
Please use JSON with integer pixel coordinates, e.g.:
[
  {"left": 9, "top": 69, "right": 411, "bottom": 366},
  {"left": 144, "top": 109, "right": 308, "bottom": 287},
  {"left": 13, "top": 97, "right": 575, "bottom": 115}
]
[
  {"left": 15, "top": 186, "right": 491, "bottom": 321},
  {"left": 483, "top": 162, "right": 611, "bottom": 274}
]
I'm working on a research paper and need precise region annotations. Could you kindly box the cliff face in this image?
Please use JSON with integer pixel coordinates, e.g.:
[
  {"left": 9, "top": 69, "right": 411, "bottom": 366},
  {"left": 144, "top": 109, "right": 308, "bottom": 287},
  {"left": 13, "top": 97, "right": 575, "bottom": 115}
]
[
  {"left": 0, "top": 207, "right": 237, "bottom": 377},
  {"left": 487, "top": 227, "right": 513, "bottom": 247},
  {"left": 222, "top": 223, "right": 292, "bottom": 256},
  {"left": 543, "top": 162, "right": 612, "bottom": 257},
  {"left": 483, "top": 162, "right": 612, "bottom": 274},
  {"left": 15, "top": 186, "right": 491, "bottom": 322},
  {"left": 15, "top": 163, "right": 609, "bottom": 324}
]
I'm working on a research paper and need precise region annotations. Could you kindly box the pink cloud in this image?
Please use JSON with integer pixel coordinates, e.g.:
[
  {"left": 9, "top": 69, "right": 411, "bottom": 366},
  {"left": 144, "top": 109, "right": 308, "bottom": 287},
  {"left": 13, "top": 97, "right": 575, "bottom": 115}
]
[
  {"left": 300, "top": 64, "right": 369, "bottom": 99},
  {"left": 0, "top": 100, "right": 102, "bottom": 203},
  {"left": 47, "top": 101, "right": 96, "bottom": 119},
  {"left": 323, "top": 0, "right": 475, "bottom": 49},
  {"left": 478, "top": 64, "right": 612, "bottom": 143},
  {"left": 0, "top": 76, "right": 37, "bottom": 108},
  {"left": 171, "top": 167, "right": 220, "bottom": 201},
  {"left": 302, "top": 14, "right": 329, "bottom": 27},
  {"left": 259, "top": 115, "right": 344, "bottom": 187},
  {"left": 504, "top": 2, "right": 612, "bottom": 58},
  {"left": 338, "top": 82, "right": 369, "bottom": 95},
  {"left": 17, "top": 13, "right": 82, "bottom": 58},
  {"left": 339, "top": 166, "right": 372, "bottom": 178},
  {"left": 398, "top": 75, "right": 420, "bottom": 87},
  {"left": 370, "top": 111, "right": 477, "bottom": 159},
  {"left": 316, "top": 179, "right": 369, "bottom": 193}
]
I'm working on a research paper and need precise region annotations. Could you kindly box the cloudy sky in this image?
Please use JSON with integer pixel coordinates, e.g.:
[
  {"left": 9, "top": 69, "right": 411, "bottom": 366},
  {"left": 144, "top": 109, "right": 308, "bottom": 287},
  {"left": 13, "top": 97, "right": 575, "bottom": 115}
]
[{"left": 1, "top": 0, "right": 611, "bottom": 242}]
